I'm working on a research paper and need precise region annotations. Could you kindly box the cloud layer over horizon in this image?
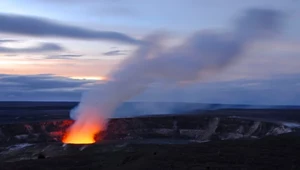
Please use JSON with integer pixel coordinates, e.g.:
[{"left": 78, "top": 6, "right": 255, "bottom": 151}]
[{"left": 1, "top": 73, "right": 300, "bottom": 106}]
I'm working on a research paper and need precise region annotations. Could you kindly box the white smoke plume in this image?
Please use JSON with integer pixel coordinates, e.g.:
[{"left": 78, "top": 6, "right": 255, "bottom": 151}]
[{"left": 66, "top": 8, "right": 284, "bottom": 141}]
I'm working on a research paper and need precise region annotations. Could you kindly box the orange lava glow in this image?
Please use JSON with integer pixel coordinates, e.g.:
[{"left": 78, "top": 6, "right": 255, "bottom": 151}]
[
  {"left": 62, "top": 116, "right": 103, "bottom": 144},
  {"left": 62, "top": 130, "right": 96, "bottom": 144}
]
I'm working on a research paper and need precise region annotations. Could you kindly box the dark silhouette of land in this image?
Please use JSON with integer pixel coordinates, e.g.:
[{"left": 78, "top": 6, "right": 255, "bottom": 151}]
[
  {"left": 0, "top": 101, "right": 300, "bottom": 170},
  {"left": 1, "top": 134, "right": 300, "bottom": 170}
]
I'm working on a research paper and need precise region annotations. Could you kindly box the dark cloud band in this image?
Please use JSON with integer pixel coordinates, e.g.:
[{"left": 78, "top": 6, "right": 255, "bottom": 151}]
[
  {"left": 0, "top": 39, "right": 19, "bottom": 43},
  {"left": 0, "top": 74, "right": 92, "bottom": 91},
  {"left": 46, "top": 54, "right": 83, "bottom": 59},
  {"left": 0, "top": 13, "right": 142, "bottom": 45},
  {"left": 102, "top": 50, "right": 128, "bottom": 56}
]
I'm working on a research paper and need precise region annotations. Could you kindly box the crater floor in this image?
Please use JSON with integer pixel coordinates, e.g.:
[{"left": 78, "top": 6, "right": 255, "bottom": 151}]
[{"left": 1, "top": 134, "right": 300, "bottom": 170}]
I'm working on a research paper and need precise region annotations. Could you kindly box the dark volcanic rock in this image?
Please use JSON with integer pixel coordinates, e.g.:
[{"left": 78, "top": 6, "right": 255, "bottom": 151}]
[
  {"left": 0, "top": 115, "right": 295, "bottom": 144},
  {"left": 0, "top": 120, "right": 73, "bottom": 144},
  {"left": 1, "top": 135, "right": 300, "bottom": 170}
]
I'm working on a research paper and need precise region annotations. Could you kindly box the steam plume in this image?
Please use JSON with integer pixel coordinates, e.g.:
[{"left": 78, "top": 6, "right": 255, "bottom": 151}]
[{"left": 64, "top": 9, "right": 284, "bottom": 143}]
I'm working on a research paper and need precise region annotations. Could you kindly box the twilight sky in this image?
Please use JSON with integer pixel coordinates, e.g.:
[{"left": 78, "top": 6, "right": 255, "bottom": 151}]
[{"left": 0, "top": 0, "right": 300, "bottom": 104}]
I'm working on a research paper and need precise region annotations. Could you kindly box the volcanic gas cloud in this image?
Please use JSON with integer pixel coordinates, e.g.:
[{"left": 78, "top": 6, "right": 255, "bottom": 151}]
[{"left": 63, "top": 8, "right": 284, "bottom": 144}]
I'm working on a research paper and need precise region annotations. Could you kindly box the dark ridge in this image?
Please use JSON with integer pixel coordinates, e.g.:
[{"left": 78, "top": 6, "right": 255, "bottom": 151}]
[{"left": 0, "top": 102, "right": 300, "bottom": 124}]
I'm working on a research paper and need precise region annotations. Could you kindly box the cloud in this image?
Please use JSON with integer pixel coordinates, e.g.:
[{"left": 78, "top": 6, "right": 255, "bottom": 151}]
[
  {"left": 46, "top": 54, "right": 83, "bottom": 59},
  {"left": 0, "top": 74, "right": 104, "bottom": 101},
  {"left": 0, "top": 13, "right": 142, "bottom": 44},
  {"left": 0, "top": 74, "right": 95, "bottom": 101},
  {"left": 0, "top": 42, "right": 64, "bottom": 53},
  {"left": 0, "top": 74, "right": 92, "bottom": 91},
  {"left": 0, "top": 39, "right": 19, "bottom": 43},
  {"left": 102, "top": 50, "right": 128, "bottom": 56}
]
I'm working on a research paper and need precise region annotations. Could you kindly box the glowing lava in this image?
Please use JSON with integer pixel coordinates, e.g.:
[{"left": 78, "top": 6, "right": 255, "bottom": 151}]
[
  {"left": 63, "top": 129, "right": 96, "bottom": 144},
  {"left": 62, "top": 112, "right": 104, "bottom": 144}
]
